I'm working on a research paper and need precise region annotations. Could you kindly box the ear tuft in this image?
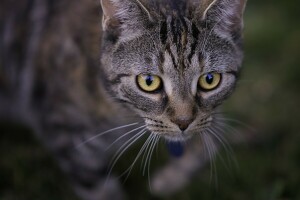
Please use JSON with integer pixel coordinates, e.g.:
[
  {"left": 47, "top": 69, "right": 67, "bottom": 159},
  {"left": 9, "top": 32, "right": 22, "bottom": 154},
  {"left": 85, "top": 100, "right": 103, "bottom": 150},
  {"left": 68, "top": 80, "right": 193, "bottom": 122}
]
[
  {"left": 100, "top": 0, "right": 154, "bottom": 41},
  {"left": 101, "top": 0, "right": 119, "bottom": 30},
  {"left": 199, "top": 0, "right": 218, "bottom": 20},
  {"left": 196, "top": 0, "right": 247, "bottom": 37}
]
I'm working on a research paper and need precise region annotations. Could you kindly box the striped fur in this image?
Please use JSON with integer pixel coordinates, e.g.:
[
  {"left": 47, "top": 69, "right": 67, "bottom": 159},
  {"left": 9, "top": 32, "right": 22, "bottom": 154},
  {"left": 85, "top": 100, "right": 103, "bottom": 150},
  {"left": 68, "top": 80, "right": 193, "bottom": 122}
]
[{"left": 101, "top": 0, "right": 245, "bottom": 141}]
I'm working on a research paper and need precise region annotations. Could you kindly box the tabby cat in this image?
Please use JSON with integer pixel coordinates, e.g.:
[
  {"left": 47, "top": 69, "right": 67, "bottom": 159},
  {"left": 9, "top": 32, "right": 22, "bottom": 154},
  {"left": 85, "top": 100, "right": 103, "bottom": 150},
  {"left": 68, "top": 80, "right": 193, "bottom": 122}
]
[{"left": 0, "top": 0, "right": 246, "bottom": 199}]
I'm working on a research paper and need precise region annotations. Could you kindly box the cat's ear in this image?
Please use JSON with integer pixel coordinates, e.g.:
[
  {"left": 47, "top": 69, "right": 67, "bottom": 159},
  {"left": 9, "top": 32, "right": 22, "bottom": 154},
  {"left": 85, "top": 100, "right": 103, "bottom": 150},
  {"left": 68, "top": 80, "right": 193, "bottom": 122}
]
[
  {"left": 196, "top": 0, "right": 247, "bottom": 37},
  {"left": 101, "top": 0, "right": 152, "bottom": 36},
  {"left": 101, "top": 0, "right": 120, "bottom": 30}
]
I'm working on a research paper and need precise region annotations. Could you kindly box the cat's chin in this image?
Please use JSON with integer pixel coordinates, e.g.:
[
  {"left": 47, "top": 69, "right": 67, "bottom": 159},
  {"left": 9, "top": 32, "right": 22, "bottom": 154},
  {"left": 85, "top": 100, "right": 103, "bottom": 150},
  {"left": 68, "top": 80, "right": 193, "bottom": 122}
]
[
  {"left": 162, "top": 133, "right": 193, "bottom": 142},
  {"left": 149, "top": 129, "right": 195, "bottom": 142}
]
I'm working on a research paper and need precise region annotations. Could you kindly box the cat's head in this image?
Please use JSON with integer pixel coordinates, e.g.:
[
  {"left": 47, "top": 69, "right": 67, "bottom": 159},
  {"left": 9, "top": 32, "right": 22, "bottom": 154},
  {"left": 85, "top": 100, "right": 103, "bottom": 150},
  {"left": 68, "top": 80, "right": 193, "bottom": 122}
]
[{"left": 100, "top": 0, "right": 246, "bottom": 141}]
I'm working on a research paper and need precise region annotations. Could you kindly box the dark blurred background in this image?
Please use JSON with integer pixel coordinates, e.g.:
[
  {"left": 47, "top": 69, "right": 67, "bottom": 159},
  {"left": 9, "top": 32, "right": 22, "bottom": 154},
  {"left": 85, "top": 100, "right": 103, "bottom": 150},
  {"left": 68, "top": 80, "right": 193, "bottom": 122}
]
[{"left": 1, "top": 0, "right": 300, "bottom": 199}]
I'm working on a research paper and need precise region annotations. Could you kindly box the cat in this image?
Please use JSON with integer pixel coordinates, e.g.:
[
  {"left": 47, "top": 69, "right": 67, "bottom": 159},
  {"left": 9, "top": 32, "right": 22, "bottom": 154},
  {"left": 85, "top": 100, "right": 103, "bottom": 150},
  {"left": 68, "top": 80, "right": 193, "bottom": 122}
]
[{"left": 0, "top": 0, "right": 247, "bottom": 199}]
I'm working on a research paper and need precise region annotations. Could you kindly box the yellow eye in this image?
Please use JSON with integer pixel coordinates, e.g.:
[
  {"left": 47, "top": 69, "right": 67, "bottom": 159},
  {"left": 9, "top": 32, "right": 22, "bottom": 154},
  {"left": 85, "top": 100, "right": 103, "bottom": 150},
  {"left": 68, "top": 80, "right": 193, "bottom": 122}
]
[
  {"left": 199, "top": 73, "right": 222, "bottom": 91},
  {"left": 137, "top": 75, "right": 162, "bottom": 92}
]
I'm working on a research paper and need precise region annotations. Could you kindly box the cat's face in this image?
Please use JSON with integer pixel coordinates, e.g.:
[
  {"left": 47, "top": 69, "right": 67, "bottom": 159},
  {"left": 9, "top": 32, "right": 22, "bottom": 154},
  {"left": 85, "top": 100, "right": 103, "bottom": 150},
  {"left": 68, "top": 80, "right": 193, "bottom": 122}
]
[{"left": 100, "top": 0, "right": 246, "bottom": 141}]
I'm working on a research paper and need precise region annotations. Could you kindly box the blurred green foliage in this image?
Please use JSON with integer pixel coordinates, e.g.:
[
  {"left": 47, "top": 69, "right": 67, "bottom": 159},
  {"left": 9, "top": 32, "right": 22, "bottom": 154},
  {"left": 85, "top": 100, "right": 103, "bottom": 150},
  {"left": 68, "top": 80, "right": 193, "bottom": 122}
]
[
  {"left": 1, "top": 0, "right": 300, "bottom": 199},
  {"left": 0, "top": 122, "right": 79, "bottom": 200}
]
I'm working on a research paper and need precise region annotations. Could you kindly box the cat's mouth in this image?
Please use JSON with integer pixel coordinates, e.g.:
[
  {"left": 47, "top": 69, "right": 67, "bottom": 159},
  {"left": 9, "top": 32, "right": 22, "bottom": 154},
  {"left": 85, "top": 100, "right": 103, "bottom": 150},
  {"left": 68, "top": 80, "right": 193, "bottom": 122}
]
[
  {"left": 146, "top": 126, "right": 194, "bottom": 142},
  {"left": 163, "top": 132, "right": 193, "bottom": 141}
]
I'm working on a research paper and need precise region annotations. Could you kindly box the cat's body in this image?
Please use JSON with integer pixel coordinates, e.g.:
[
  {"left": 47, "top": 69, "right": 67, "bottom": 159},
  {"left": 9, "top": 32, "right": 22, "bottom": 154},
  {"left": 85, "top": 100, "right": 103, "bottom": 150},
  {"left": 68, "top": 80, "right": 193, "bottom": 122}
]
[{"left": 0, "top": 0, "right": 246, "bottom": 199}]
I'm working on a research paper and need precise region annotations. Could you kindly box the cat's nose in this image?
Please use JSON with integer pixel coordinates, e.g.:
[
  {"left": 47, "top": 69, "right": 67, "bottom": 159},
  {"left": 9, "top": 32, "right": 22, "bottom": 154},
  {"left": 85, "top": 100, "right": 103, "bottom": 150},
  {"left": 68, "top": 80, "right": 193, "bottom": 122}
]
[{"left": 172, "top": 117, "right": 194, "bottom": 131}]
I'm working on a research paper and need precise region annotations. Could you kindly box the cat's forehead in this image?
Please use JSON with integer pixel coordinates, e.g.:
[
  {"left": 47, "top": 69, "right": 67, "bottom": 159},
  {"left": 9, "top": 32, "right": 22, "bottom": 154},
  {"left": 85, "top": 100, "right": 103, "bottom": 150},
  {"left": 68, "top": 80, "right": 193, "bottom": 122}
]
[
  {"left": 113, "top": 9, "right": 240, "bottom": 75},
  {"left": 120, "top": 21, "right": 232, "bottom": 74},
  {"left": 143, "top": 0, "right": 194, "bottom": 16}
]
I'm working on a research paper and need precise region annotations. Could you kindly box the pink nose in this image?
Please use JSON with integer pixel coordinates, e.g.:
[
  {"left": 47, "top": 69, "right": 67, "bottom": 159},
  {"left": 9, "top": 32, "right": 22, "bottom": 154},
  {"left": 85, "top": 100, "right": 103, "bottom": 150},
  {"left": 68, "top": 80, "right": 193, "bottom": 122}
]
[{"left": 171, "top": 117, "right": 194, "bottom": 131}]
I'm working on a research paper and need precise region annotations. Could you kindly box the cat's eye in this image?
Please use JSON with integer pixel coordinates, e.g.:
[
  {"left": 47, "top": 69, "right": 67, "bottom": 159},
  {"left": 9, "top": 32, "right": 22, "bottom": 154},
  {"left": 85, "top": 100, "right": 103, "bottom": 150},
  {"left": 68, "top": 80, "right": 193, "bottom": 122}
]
[
  {"left": 137, "top": 74, "right": 162, "bottom": 92},
  {"left": 198, "top": 73, "right": 222, "bottom": 91}
]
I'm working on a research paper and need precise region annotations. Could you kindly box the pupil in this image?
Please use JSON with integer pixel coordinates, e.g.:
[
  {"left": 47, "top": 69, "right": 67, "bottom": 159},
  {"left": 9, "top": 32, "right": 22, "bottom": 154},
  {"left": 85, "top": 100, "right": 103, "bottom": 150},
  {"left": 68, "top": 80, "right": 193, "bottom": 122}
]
[
  {"left": 206, "top": 74, "right": 214, "bottom": 84},
  {"left": 145, "top": 76, "right": 153, "bottom": 86}
]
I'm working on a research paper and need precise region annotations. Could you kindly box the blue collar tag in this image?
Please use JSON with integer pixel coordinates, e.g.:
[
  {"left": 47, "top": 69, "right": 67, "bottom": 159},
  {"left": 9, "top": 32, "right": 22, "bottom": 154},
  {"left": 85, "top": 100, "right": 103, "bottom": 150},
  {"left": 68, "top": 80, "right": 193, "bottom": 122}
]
[{"left": 166, "top": 141, "right": 184, "bottom": 158}]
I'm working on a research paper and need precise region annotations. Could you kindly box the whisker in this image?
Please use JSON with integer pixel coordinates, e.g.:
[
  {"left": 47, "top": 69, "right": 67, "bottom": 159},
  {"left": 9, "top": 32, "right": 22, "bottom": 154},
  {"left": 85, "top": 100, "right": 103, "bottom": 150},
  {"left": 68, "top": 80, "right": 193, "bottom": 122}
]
[
  {"left": 140, "top": 135, "right": 153, "bottom": 171},
  {"left": 205, "top": 132, "right": 219, "bottom": 188},
  {"left": 214, "top": 120, "right": 243, "bottom": 139},
  {"left": 105, "top": 125, "right": 147, "bottom": 151},
  {"left": 199, "top": 132, "right": 208, "bottom": 163},
  {"left": 106, "top": 128, "right": 148, "bottom": 184},
  {"left": 144, "top": 134, "right": 158, "bottom": 175},
  {"left": 202, "top": 132, "right": 217, "bottom": 185},
  {"left": 207, "top": 127, "right": 234, "bottom": 158},
  {"left": 212, "top": 112, "right": 248, "bottom": 171},
  {"left": 212, "top": 124, "right": 239, "bottom": 170},
  {"left": 147, "top": 134, "right": 160, "bottom": 191},
  {"left": 121, "top": 133, "right": 154, "bottom": 181},
  {"left": 212, "top": 114, "right": 255, "bottom": 144},
  {"left": 76, "top": 122, "right": 140, "bottom": 148},
  {"left": 215, "top": 116, "right": 255, "bottom": 131},
  {"left": 213, "top": 112, "right": 254, "bottom": 131},
  {"left": 201, "top": 133, "right": 212, "bottom": 179},
  {"left": 108, "top": 128, "right": 147, "bottom": 172},
  {"left": 142, "top": 134, "right": 156, "bottom": 176},
  {"left": 208, "top": 127, "right": 234, "bottom": 172},
  {"left": 119, "top": 115, "right": 142, "bottom": 119}
]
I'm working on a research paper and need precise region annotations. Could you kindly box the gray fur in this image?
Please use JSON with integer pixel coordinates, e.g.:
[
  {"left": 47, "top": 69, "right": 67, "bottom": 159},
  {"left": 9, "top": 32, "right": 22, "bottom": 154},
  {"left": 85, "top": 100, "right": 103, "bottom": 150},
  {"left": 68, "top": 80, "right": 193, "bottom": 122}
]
[{"left": 101, "top": 0, "right": 245, "bottom": 141}]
